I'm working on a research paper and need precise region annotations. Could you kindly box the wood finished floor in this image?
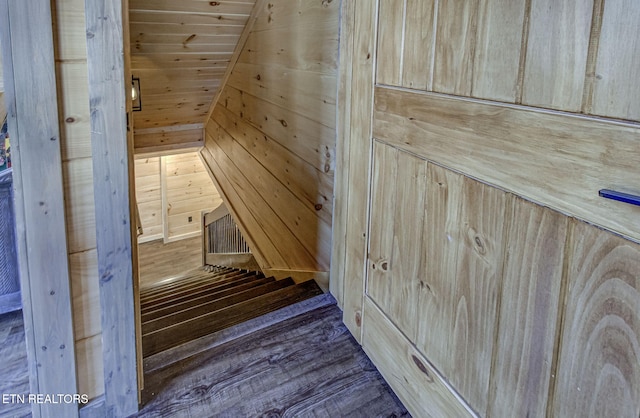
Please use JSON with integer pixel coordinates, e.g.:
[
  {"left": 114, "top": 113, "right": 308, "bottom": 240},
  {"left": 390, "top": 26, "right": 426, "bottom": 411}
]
[
  {"left": 134, "top": 298, "right": 410, "bottom": 418},
  {"left": 138, "top": 236, "right": 202, "bottom": 289},
  {"left": 0, "top": 299, "right": 410, "bottom": 418}
]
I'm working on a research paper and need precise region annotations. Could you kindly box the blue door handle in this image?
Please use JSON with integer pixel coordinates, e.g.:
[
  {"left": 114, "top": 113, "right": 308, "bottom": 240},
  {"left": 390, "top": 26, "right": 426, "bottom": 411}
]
[{"left": 599, "top": 189, "right": 640, "bottom": 207}]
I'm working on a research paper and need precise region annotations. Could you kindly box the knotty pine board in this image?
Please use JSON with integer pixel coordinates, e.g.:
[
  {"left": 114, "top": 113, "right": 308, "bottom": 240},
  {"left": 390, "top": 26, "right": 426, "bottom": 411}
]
[
  {"left": 402, "top": 0, "right": 437, "bottom": 91},
  {"left": 251, "top": 0, "right": 339, "bottom": 32},
  {"left": 205, "top": 118, "right": 329, "bottom": 270},
  {"left": 420, "top": 162, "right": 508, "bottom": 415},
  {"left": 213, "top": 104, "right": 333, "bottom": 226},
  {"left": 129, "top": 0, "right": 254, "bottom": 15},
  {"left": 57, "top": 62, "right": 92, "bottom": 161},
  {"left": 226, "top": 62, "right": 337, "bottom": 129},
  {"left": 200, "top": 143, "right": 290, "bottom": 270},
  {"left": 237, "top": 25, "right": 338, "bottom": 74},
  {"left": 219, "top": 85, "right": 335, "bottom": 175},
  {"left": 367, "top": 142, "right": 426, "bottom": 343}
]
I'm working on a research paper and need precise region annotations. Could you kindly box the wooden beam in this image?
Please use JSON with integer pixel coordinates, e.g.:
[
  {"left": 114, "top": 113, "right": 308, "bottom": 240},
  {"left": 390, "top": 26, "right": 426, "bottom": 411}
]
[
  {"left": 84, "top": 0, "right": 139, "bottom": 415},
  {"left": 0, "top": 0, "right": 78, "bottom": 416}
]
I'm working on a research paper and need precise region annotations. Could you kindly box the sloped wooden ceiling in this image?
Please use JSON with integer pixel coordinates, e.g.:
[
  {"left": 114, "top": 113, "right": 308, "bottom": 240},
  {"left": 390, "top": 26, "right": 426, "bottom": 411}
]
[{"left": 129, "top": 0, "right": 256, "bottom": 152}]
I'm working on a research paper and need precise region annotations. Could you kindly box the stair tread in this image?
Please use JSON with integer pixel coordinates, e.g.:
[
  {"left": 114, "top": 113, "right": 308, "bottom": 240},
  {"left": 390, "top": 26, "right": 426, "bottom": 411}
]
[
  {"left": 141, "top": 276, "right": 276, "bottom": 322},
  {"left": 140, "top": 267, "right": 245, "bottom": 299},
  {"left": 142, "top": 279, "right": 324, "bottom": 357},
  {"left": 142, "top": 278, "right": 296, "bottom": 334},
  {"left": 141, "top": 271, "right": 264, "bottom": 308},
  {"left": 140, "top": 267, "right": 233, "bottom": 295},
  {"left": 140, "top": 269, "right": 251, "bottom": 301}
]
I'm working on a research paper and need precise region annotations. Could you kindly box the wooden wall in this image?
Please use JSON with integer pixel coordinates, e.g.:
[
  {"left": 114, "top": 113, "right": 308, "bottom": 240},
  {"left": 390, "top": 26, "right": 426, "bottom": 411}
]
[
  {"left": 134, "top": 156, "right": 162, "bottom": 241},
  {"left": 336, "top": 2, "right": 640, "bottom": 417},
  {"left": 200, "top": 0, "right": 339, "bottom": 273},
  {"left": 53, "top": 0, "right": 103, "bottom": 400},
  {"left": 135, "top": 152, "right": 222, "bottom": 243}
]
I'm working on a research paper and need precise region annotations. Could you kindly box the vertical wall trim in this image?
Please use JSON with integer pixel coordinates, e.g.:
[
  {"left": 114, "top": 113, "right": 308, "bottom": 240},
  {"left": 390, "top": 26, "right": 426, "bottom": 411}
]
[
  {"left": 0, "top": 1, "right": 78, "bottom": 416},
  {"left": 340, "top": 0, "right": 380, "bottom": 342},
  {"left": 84, "top": 0, "right": 139, "bottom": 415}
]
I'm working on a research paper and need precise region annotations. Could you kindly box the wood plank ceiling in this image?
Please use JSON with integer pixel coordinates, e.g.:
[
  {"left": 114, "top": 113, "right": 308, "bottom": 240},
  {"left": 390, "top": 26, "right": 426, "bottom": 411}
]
[{"left": 129, "top": 0, "right": 256, "bottom": 147}]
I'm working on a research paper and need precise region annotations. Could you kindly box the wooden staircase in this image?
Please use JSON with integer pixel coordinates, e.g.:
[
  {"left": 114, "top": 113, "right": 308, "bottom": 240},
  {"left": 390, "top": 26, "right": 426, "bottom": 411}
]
[{"left": 140, "top": 266, "right": 324, "bottom": 357}]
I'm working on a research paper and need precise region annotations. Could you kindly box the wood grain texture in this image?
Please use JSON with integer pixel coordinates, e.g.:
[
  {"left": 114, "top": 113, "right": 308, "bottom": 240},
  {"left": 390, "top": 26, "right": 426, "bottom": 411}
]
[
  {"left": 330, "top": 0, "right": 355, "bottom": 309},
  {"left": 200, "top": 146, "right": 288, "bottom": 269},
  {"left": 522, "top": 0, "right": 593, "bottom": 112},
  {"left": 204, "top": 119, "right": 325, "bottom": 269},
  {"left": 4, "top": 2, "right": 79, "bottom": 415},
  {"left": 340, "top": 0, "right": 377, "bottom": 343},
  {"left": 212, "top": 104, "right": 333, "bottom": 226},
  {"left": 591, "top": 0, "right": 640, "bottom": 122},
  {"left": 63, "top": 158, "right": 97, "bottom": 253},
  {"left": 138, "top": 237, "right": 203, "bottom": 288},
  {"left": 202, "top": 0, "right": 338, "bottom": 276},
  {"left": 56, "top": 62, "right": 92, "bottom": 162},
  {"left": 85, "top": 0, "right": 138, "bottom": 412},
  {"left": 363, "top": 298, "right": 475, "bottom": 417},
  {"left": 472, "top": 0, "right": 526, "bottom": 102},
  {"left": 134, "top": 128, "right": 203, "bottom": 154},
  {"left": 553, "top": 221, "right": 640, "bottom": 417},
  {"left": 220, "top": 85, "right": 335, "bottom": 174},
  {"left": 374, "top": 86, "right": 640, "bottom": 244},
  {"left": 376, "top": 0, "right": 405, "bottom": 86},
  {"left": 489, "top": 198, "right": 568, "bottom": 418},
  {"left": 424, "top": 165, "right": 508, "bottom": 415},
  {"left": 163, "top": 152, "right": 221, "bottom": 241},
  {"left": 367, "top": 142, "right": 426, "bottom": 342},
  {"left": 226, "top": 62, "right": 337, "bottom": 129},
  {"left": 129, "top": 0, "right": 257, "bottom": 130},
  {"left": 402, "top": 0, "right": 436, "bottom": 90},
  {"left": 135, "top": 302, "right": 408, "bottom": 417},
  {"left": 433, "top": 0, "right": 478, "bottom": 96}
]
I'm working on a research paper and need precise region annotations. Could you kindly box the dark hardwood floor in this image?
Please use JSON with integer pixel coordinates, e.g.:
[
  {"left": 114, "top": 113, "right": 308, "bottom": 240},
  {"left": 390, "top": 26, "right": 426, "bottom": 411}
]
[
  {"left": 134, "top": 295, "right": 410, "bottom": 418},
  {"left": 0, "top": 296, "right": 410, "bottom": 418}
]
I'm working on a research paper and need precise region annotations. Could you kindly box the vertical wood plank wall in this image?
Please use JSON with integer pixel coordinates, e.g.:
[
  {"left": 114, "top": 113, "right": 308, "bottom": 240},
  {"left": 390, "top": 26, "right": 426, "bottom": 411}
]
[
  {"left": 53, "top": 0, "right": 104, "bottom": 400},
  {"left": 337, "top": 1, "right": 640, "bottom": 417},
  {"left": 200, "top": 0, "right": 339, "bottom": 274},
  {"left": 135, "top": 153, "right": 222, "bottom": 243},
  {"left": 2, "top": 1, "right": 79, "bottom": 416}
]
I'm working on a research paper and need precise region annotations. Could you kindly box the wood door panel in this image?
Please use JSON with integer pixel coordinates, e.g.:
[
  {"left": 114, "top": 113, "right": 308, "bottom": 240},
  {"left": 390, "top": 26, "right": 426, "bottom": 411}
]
[
  {"left": 374, "top": 86, "right": 640, "bottom": 244},
  {"left": 363, "top": 298, "right": 476, "bottom": 417},
  {"left": 367, "top": 142, "right": 426, "bottom": 342},
  {"left": 489, "top": 198, "right": 568, "bottom": 418},
  {"left": 553, "top": 220, "right": 640, "bottom": 417}
]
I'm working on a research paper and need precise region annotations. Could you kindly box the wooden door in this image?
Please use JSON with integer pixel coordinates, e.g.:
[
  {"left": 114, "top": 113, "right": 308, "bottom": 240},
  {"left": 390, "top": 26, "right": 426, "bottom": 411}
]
[{"left": 334, "top": 1, "right": 640, "bottom": 417}]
